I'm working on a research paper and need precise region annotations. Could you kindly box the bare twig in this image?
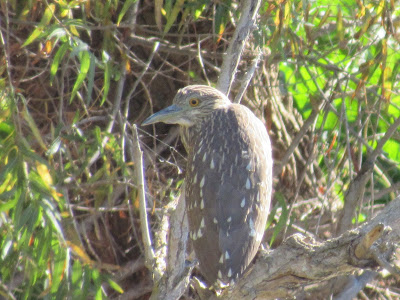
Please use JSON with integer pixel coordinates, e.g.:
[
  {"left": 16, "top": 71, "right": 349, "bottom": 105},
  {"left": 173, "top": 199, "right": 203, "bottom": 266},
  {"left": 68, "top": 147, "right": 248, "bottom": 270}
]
[
  {"left": 337, "top": 116, "right": 400, "bottom": 234},
  {"left": 217, "top": 0, "right": 262, "bottom": 95},
  {"left": 132, "top": 124, "right": 156, "bottom": 275},
  {"left": 274, "top": 106, "right": 321, "bottom": 177},
  {"left": 233, "top": 49, "right": 262, "bottom": 104}
]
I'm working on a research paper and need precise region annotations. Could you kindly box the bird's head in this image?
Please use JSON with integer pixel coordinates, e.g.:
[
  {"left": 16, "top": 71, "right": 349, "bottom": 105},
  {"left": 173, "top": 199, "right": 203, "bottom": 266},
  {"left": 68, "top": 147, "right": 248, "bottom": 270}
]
[{"left": 142, "top": 85, "right": 231, "bottom": 127}]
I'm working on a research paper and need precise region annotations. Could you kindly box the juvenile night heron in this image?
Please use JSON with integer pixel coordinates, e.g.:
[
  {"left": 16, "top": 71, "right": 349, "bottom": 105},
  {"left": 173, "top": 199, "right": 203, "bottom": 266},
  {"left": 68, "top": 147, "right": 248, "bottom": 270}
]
[{"left": 143, "top": 85, "right": 272, "bottom": 286}]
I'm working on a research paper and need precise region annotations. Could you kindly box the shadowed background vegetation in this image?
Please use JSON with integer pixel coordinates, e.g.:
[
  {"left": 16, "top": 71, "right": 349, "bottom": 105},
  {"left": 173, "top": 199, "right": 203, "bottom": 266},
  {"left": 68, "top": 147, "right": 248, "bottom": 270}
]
[{"left": 0, "top": 0, "right": 399, "bottom": 299}]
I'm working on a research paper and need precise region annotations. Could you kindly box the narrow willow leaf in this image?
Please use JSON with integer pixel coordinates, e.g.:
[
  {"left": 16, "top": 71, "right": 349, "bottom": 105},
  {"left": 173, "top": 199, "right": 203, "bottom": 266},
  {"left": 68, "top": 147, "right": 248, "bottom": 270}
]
[
  {"left": 50, "top": 43, "right": 69, "bottom": 84},
  {"left": 22, "top": 108, "right": 47, "bottom": 150},
  {"left": 86, "top": 53, "right": 96, "bottom": 104},
  {"left": 108, "top": 279, "right": 124, "bottom": 293},
  {"left": 101, "top": 60, "right": 111, "bottom": 106},
  {"left": 22, "top": 4, "right": 56, "bottom": 47},
  {"left": 117, "top": 0, "right": 136, "bottom": 25},
  {"left": 70, "top": 50, "right": 91, "bottom": 102}
]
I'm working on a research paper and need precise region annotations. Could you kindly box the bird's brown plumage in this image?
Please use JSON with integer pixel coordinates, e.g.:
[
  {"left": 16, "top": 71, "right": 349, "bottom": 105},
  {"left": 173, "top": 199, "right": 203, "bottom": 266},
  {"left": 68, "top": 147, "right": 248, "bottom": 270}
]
[{"left": 142, "top": 85, "right": 272, "bottom": 286}]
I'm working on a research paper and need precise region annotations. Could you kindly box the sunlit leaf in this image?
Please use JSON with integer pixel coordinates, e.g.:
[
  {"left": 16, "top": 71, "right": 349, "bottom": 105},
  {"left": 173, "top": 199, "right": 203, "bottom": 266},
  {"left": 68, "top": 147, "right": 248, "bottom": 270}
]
[
  {"left": 50, "top": 43, "right": 69, "bottom": 83},
  {"left": 67, "top": 241, "right": 94, "bottom": 265},
  {"left": 70, "top": 50, "right": 91, "bottom": 102},
  {"left": 22, "top": 108, "right": 47, "bottom": 151},
  {"left": 108, "top": 279, "right": 124, "bottom": 293},
  {"left": 270, "top": 193, "right": 288, "bottom": 246},
  {"left": 118, "top": 0, "right": 136, "bottom": 25},
  {"left": 22, "top": 4, "right": 56, "bottom": 47}
]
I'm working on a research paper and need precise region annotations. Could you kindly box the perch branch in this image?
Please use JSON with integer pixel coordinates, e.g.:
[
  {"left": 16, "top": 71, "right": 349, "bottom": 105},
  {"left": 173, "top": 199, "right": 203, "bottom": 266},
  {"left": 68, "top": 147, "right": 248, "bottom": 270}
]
[{"left": 150, "top": 185, "right": 194, "bottom": 300}]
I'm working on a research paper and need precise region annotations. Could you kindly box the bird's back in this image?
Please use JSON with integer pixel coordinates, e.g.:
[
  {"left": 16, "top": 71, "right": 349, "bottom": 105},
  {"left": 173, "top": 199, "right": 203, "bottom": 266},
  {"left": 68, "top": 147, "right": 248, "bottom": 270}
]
[{"left": 185, "top": 103, "right": 273, "bottom": 285}]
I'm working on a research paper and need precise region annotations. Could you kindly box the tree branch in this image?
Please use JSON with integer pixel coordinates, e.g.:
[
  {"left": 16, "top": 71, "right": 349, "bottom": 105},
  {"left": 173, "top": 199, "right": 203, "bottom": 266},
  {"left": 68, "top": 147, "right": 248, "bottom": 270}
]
[
  {"left": 150, "top": 184, "right": 195, "bottom": 300},
  {"left": 217, "top": 0, "right": 261, "bottom": 95},
  {"left": 132, "top": 125, "right": 157, "bottom": 276}
]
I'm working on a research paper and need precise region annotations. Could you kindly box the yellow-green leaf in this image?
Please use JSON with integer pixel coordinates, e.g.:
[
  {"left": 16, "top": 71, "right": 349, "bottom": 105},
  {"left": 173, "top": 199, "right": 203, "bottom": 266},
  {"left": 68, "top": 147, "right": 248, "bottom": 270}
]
[{"left": 22, "top": 4, "right": 55, "bottom": 47}]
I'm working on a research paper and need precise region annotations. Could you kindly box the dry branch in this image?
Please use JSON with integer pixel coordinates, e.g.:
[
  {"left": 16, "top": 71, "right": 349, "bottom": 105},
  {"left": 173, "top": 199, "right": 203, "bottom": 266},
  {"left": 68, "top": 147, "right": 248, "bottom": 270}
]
[
  {"left": 217, "top": 0, "right": 262, "bottom": 95},
  {"left": 132, "top": 125, "right": 157, "bottom": 275},
  {"left": 150, "top": 186, "right": 195, "bottom": 300}
]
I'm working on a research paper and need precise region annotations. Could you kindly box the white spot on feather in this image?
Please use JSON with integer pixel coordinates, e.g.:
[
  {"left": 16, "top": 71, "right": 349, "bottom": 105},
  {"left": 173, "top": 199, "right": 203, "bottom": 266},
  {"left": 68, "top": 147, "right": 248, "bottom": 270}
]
[
  {"left": 219, "top": 254, "right": 224, "bottom": 263},
  {"left": 246, "top": 178, "right": 251, "bottom": 189},
  {"left": 202, "top": 153, "right": 207, "bottom": 162},
  {"left": 227, "top": 216, "right": 232, "bottom": 223},
  {"left": 246, "top": 161, "right": 252, "bottom": 171},
  {"left": 249, "top": 218, "right": 255, "bottom": 230},
  {"left": 225, "top": 251, "right": 230, "bottom": 259},
  {"left": 241, "top": 198, "right": 246, "bottom": 208},
  {"left": 200, "top": 199, "right": 204, "bottom": 209},
  {"left": 213, "top": 217, "right": 218, "bottom": 224},
  {"left": 249, "top": 218, "right": 256, "bottom": 237},
  {"left": 228, "top": 268, "right": 232, "bottom": 278},
  {"left": 200, "top": 176, "right": 205, "bottom": 188},
  {"left": 197, "top": 228, "right": 203, "bottom": 238},
  {"left": 210, "top": 159, "right": 215, "bottom": 169},
  {"left": 218, "top": 270, "right": 222, "bottom": 279},
  {"left": 200, "top": 218, "right": 205, "bottom": 228}
]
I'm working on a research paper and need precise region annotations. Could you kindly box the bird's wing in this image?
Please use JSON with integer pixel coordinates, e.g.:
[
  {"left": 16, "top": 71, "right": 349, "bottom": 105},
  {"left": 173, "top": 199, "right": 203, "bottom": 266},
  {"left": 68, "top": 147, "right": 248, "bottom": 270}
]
[{"left": 186, "top": 105, "right": 272, "bottom": 285}]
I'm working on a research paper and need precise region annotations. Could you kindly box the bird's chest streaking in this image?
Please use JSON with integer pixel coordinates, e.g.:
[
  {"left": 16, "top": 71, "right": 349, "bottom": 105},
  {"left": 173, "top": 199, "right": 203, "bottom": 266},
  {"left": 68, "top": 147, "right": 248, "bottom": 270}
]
[{"left": 185, "top": 104, "right": 272, "bottom": 286}]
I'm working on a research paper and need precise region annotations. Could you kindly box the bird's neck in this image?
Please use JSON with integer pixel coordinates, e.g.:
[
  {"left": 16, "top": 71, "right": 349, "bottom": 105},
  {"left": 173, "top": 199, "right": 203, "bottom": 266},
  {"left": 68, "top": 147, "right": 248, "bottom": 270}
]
[{"left": 179, "top": 113, "right": 213, "bottom": 153}]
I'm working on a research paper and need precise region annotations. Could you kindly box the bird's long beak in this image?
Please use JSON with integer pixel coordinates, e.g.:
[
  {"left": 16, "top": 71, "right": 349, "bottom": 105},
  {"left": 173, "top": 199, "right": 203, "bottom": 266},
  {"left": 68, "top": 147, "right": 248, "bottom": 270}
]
[{"left": 142, "top": 104, "right": 183, "bottom": 125}]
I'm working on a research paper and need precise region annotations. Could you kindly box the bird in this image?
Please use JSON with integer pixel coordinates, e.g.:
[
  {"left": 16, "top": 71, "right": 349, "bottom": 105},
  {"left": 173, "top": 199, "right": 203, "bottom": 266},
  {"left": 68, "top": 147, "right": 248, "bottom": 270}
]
[{"left": 142, "top": 85, "right": 272, "bottom": 287}]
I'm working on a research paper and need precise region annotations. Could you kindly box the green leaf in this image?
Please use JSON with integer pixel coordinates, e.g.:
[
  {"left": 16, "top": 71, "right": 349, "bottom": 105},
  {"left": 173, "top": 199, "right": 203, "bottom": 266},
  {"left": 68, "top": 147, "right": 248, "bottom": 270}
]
[
  {"left": 41, "top": 198, "right": 64, "bottom": 238},
  {"left": 22, "top": 4, "right": 56, "bottom": 47},
  {"left": 70, "top": 51, "right": 91, "bottom": 102},
  {"left": 48, "top": 28, "right": 67, "bottom": 40},
  {"left": 101, "top": 52, "right": 111, "bottom": 106},
  {"left": 22, "top": 107, "right": 47, "bottom": 151},
  {"left": 50, "top": 43, "right": 69, "bottom": 83},
  {"left": 117, "top": 0, "right": 136, "bottom": 25},
  {"left": 46, "top": 136, "right": 62, "bottom": 156},
  {"left": 86, "top": 52, "right": 96, "bottom": 104},
  {"left": 108, "top": 279, "right": 124, "bottom": 293},
  {"left": 270, "top": 193, "right": 288, "bottom": 246}
]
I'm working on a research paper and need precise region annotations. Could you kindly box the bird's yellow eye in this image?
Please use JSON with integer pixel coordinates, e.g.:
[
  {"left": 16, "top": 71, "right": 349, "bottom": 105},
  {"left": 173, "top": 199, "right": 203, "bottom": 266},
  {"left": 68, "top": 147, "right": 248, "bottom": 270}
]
[{"left": 189, "top": 98, "right": 200, "bottom": 107}]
